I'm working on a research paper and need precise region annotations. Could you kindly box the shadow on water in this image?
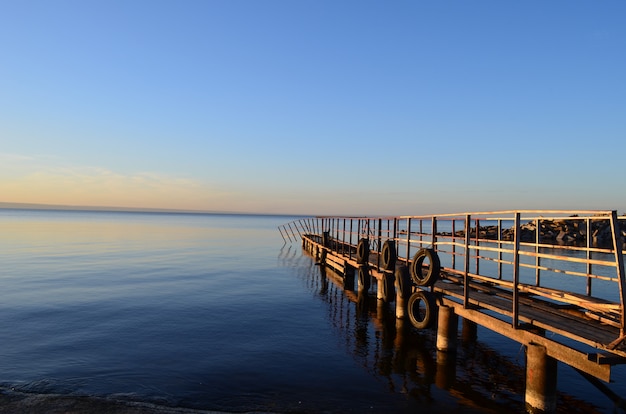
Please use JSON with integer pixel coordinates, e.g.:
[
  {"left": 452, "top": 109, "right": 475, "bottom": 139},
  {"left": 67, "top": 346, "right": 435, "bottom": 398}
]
[{"left": 283, "top": 245, "right": 606, "bottom": 414}]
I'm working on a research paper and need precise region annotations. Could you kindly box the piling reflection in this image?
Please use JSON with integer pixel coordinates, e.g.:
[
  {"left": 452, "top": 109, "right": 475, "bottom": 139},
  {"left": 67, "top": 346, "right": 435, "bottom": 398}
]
[
  {"left": 277, "top": 246, "right": 605, "bottom": 414},
  {"left": 307, "top": 259, "right": 517, "bottom": 410}
]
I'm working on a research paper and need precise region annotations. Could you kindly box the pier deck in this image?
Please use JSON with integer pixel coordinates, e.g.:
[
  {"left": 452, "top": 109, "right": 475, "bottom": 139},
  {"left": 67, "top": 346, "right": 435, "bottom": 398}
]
[{"left": 279, "top": 210, "right": 626, "bottom": 385}]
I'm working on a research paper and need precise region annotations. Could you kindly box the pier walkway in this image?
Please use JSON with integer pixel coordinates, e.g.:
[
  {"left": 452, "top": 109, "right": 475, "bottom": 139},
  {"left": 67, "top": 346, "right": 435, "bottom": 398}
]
[{"left": 279, "top": 210, "right": 626, "bottom": 412}]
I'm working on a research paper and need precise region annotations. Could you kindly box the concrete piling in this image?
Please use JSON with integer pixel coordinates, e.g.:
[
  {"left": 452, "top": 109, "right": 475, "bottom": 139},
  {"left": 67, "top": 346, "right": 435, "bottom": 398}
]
[
  {"left": 436, "top": 306, "right": 458, "bottom": 353},
  {"left": 394, "top": 266, "right": 411, "bottom": 319},
  {"left": 525, "top": 342, "right": 557, "bottom": 414}
]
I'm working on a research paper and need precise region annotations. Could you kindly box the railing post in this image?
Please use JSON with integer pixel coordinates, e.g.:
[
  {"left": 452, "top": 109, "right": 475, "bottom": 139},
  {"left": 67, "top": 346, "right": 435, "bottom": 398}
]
[
  {"left": 406, "top": 218, "right": 412, "bottom": 262},
  {"left": 342, "top": 219, "right": 346, "bottom": 255},
  {"left": 498, "top": 219, "right": 503, "bottom": 280},
  {"left": 377, "top": 218, "right": 383, "bottom": 270},
  {"left": 293, "top": 220, "right": 303, "bottom": 239},
  {"left": 393, "top": 218, "right": 398, "bottom": 241},
  {"left": 287, "top": 222, "right": 297, "bottom": 243},
  {"left": 278, "top": 225, "right": 288, "bottom": 244},
  {"left": 513, "top": 212, "right": 521, "bottom": 328},
  {"left": 349, "top": 219, "right": 354, "bottom": 260},
  {"left": 610, "top": 210, "right": 626, "bottom": 337},
  {"left": 464, "top": 215, "right": 471, "bottom": 308},
  {"left": 451, "top": 219, "right": 456, "bottom": 270},
  {"left": 587, "top": 217, "right": 592, "bottom": 296},
  {"left": 475, "top": 218, "right": 480, "bottom": 275},
  {"left": 419, "top": 220, "right": 423, "bottom": 247},
  {"left": 535, "top": 217, "right": 541, "bottom": 287}
]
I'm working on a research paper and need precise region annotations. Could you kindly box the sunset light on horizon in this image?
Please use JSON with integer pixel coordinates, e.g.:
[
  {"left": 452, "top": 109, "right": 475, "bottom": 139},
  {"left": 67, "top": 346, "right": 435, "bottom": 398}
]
[{"left": 1, "top": 1, "right": 625, "bottom": 216}]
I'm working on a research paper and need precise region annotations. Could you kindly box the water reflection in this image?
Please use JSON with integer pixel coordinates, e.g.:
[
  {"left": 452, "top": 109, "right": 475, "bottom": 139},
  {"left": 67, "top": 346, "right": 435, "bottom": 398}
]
[{"left": 279, "top": 247, "right": 604, "bottom": 413}]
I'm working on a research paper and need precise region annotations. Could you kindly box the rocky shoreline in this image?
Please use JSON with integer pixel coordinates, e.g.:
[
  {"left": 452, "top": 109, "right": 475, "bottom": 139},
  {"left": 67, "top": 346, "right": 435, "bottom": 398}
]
[{"left": 439, "top": 217, "right": 626, "bottom": 247}]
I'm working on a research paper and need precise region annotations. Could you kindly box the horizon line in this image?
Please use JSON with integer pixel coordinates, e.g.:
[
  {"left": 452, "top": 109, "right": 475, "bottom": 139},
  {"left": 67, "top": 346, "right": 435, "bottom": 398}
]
[{"left": 0, "top": 201, "right": 307, "bottom": 217}]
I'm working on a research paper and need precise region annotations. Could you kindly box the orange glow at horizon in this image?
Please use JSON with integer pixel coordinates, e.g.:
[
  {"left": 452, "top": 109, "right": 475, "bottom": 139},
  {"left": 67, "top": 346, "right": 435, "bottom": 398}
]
[{"left": 0, "top": 169, "right": 240, "bottom": 211}]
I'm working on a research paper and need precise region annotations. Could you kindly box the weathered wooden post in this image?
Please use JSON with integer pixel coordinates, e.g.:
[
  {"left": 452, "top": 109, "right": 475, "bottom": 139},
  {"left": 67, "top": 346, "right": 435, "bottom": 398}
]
[
  {"left": 525, "top": 342, "right": 557, "bottom": 414},
  {"left": 436, "top": 306, "right": 458, "bottom": 353}
]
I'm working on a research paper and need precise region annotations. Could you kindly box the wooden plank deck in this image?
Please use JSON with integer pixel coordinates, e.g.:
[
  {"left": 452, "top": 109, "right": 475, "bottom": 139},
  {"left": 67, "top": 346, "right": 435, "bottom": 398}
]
[{"left": 433, "top": 274, "right": 622, "bottom": 352}]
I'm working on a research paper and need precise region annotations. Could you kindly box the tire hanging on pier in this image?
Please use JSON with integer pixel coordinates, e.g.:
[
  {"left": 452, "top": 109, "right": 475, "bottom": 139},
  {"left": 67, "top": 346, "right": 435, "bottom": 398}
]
[
  {"left": 410, "top": 248, "right": 440, "bottom": 286},
  {"left": 356, "top": 238, "right": 369, "bottom": 264},
  {"left": 358, "top": 265, "right": 370, "bottom": 291},
  {"left": 407, "top": 290, "right": 437, "bottom": 329},
  {"left": 381, "top": 240, "right": 397, "bottom": 271}
]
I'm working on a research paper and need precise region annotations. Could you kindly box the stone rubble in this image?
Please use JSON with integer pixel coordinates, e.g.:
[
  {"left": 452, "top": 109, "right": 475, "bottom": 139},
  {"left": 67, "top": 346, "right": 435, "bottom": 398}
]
[{"left": 440, "top": 216, "right": 626, "bottom": 247}]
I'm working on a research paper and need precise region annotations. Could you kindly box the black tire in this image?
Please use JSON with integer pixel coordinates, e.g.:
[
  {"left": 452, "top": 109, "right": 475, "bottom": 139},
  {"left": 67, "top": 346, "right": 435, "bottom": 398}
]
[
  {"left": 380, "top": 272, "right": 395, "bottom": 302},
  {"left": 395, "top": 265, "right": 412, "bottom": 300},
  {"left": 407, "top": 290, "right": 437, "bottom": 329},
  {"left": 410, "top": 248, "right": 440, "bottom": 286},
  {"left": 356, "top": 238, "right": 369, "bottom": 264},
  {"left": 381, "top": 240, "right": 397, "bottom": 271},
  {"left": 358, "top": 265, "right": 370, "bottom": 291}
]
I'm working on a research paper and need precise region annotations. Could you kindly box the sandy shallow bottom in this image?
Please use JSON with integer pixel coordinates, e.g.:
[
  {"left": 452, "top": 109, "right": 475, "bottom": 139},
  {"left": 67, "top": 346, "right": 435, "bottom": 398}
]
[{"left": 0, "top": 388, "right": 272, "bottom": 414}]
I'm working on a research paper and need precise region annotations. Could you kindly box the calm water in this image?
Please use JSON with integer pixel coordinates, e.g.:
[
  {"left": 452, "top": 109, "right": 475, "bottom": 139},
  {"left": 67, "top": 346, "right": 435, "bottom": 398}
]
[{"left": 0, "top": 209, "right": 624, "bottom": 413}]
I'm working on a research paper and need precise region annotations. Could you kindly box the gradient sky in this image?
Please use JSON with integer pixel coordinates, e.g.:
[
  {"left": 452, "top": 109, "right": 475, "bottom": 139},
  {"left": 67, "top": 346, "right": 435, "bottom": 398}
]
[{"left": 1, "top": 1, "right": 624, "bottom": 216}]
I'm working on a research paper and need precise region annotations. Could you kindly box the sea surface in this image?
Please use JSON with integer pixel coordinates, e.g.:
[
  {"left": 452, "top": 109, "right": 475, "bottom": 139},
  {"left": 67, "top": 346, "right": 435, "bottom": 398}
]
[{"left": 0, "top": 209, "right": 624, "bottom": 413}]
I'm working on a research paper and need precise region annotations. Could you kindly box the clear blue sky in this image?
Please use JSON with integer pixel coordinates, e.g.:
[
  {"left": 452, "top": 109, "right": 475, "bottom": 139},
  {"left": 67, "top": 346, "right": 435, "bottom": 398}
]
[{"left": 1, "top": 1, "right": 624, "bottom": 215}]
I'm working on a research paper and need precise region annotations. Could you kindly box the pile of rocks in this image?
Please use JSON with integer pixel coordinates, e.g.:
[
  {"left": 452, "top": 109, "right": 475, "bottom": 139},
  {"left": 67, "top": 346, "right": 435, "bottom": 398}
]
[{"left": 442, "top": 217, "right": 626, "bottom": 247}]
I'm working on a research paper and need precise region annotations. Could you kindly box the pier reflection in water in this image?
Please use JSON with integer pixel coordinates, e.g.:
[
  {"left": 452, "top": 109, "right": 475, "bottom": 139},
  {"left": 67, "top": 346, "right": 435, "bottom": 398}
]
[{"left": 281, "top": 245, "right": 603, "bottom": 414}]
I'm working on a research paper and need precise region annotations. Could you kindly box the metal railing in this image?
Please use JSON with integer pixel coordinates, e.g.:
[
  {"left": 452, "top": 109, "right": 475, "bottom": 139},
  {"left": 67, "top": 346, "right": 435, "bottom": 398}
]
[{"left": 280, "top": 210, "right": 626, "bottom": 339}]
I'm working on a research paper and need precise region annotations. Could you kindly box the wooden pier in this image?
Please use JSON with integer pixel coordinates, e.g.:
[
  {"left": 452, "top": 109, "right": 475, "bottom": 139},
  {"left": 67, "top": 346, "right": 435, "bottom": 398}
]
[{"left": 279, "top": 210, "right": 626, "bottom": 413}]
